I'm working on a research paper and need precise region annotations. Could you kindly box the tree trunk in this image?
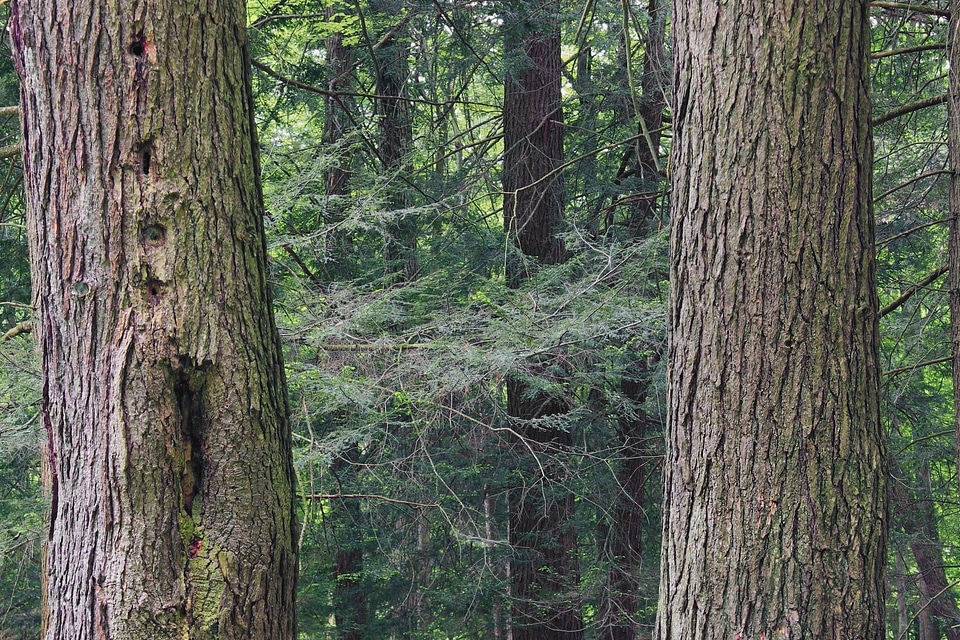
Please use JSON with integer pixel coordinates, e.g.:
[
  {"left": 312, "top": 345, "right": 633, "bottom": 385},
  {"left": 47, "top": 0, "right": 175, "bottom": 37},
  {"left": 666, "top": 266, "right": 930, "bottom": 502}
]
[
  {"left": 948, "top": 0, "right": 960, "bottom": 506},
  {"left": 502, "top": 3, "right": 582, "bottom": 639},
  {"left": 598, "top": 376, "right": 650, "bottom": 640},
  {"left": 373, "top": 1, "right": 417, "bottom": 282},
  {"left": 597, "top": 4, "right": 667, "bottom": 635},
  {"left": 891, "top": 459, "right": 960, "bottom": 640},
  {"left": 330, "top": 449, "right": 367, "bottom": 640},
  {"left": 502, "top": 0, "right": 566, "bottom": 277},
  {"left": 324, "top": 3, "right": 354, "bottom": 201},
  {"left": 11, "top": 0, "right": 298, "bottom": 638},
  {"left": 627, "top": 0, "right": 667, "bottom": 234},
  {"left": 658, "top": 1, "right": 886, "bottom": 638}
]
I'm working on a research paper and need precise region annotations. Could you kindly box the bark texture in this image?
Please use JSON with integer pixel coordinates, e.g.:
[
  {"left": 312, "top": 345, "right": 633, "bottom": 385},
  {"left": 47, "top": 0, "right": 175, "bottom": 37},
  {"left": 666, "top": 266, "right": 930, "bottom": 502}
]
[
  {"left": 11, "top": 0, "right": 298, "bottom": 638},
  {"left": 502, "top": 0, "right": 566, "bottom": 278},
  {"left": 949, "top": 0, "right": 960, "bottom": 505},
  {"left": 502, "top": 3, "right": 582, "bottom": 639},
  {"left": 658, "top": 1, "right": 886, "bottom": 638}
]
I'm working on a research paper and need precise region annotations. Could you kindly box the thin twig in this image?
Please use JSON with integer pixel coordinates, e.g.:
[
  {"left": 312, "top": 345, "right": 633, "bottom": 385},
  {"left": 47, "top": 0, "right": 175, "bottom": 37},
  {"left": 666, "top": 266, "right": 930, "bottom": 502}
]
[
  {"left": 304, "top": 493, "right": 437, "bottom": 509},
  {"left": 884, "top": 355, "right": 952, "bottom": 379}
]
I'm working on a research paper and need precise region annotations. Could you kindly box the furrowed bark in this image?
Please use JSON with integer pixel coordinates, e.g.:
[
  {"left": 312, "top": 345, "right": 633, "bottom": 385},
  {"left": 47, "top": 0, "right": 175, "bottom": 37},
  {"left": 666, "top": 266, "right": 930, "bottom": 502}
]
[
  {"left": 658, "top": 0, "right": 887, "bottom": 637},
  {"left": 11, "top": 0, "right": 298, "bottom": 637}
]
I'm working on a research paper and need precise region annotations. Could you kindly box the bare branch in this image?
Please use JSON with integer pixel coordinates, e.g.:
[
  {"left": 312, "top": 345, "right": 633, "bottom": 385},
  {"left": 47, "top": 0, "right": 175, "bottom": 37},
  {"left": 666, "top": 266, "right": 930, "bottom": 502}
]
[
  {"left": 884, "top": 355, "right": 953, "bottom": 379},
  {"left": 879, "top": 263, "right": 948, "bottom": 318},
  {"left": 0, "top": 321, "right": 32, "bottom": 344},
  {"left": 304, "top": 493, "right": 438, "bottom": 509},
  {"left": 872, "top": 43, "right": 945, "bottom": 59},
  {"left": 870, "top": 2, "right": 950, "bottom": 18},
  {"left": 873, "top": 93, "right": 948, "bottom": 126}
]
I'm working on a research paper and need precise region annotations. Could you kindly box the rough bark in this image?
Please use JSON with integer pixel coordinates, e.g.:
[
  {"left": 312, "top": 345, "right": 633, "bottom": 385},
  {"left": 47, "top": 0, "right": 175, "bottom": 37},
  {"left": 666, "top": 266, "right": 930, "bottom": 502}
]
[
  {"left": 502, "top": 0, "right": 566, "bottom": 278},
  {"left": 949, "top": 0, "right": 960, "bottom": 506},
  {"left": 658, "top": 1, "right": 886, "bottom": 638},
  {"left": 502, "top": 3, "right": 582, "bottom": 639},
  {"left": 11, "top": 0, "right": 298, "bottom": 638}
]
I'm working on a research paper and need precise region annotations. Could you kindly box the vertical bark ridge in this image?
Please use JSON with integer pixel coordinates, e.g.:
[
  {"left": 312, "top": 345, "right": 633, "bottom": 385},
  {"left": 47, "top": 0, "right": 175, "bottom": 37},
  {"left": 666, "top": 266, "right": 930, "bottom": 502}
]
[
  {"left": 659, "top": 1, "right": 886, "bottom": 638},
  {"left": 948, "top": 0, "right": 960, "bottom": 508},
  {"left": 12, "top": 0, "right": 298, "bottom": 637}
]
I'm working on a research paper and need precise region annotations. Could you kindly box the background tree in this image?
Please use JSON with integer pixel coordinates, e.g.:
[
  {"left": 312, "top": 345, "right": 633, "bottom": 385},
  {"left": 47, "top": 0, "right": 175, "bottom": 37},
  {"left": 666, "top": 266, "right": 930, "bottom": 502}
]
[
  {"left": 659, "top": 0, "right": 887, "bottom": 637},
  {"left": 501, "top": 1, "right": 584, "bottom": 639}
]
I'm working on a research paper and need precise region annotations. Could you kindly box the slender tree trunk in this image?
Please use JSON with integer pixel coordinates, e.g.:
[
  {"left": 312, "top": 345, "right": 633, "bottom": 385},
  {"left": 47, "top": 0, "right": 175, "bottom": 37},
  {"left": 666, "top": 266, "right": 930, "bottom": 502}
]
[
  {"left": 598, "top": 376, "right": 650, "bottom": 640},
  {"left": 658, "top": 1, "right": 886, "bottom": 638},
  {"left": 324, "top": 3, "right": 354, "bottom": 202},
  {"left": 11, "top": 0, "right": 298, "bottom": 637},
  {"left": 628, "top": 0, "right": 667, "bottom": 233},
  {"left": 373, "top": 2, "right": 417, "bottom": 282},
  {"left": 318, "top": 4, "right": 357, "bottom": 282},
  {"left": 598, "top": 4, "right": 667, "bottom": 636},
  {"left": 329, "top": 449, "right": 367, "bottom": 640},
  {"left": 895, "top": 547, "right": 910, "bottom": 639},
  {"left": 891, "top": 459, "right": 960, "bottom": 640},
  {"left": 502, "top": 3, "right": 582, "bottom": 639}
]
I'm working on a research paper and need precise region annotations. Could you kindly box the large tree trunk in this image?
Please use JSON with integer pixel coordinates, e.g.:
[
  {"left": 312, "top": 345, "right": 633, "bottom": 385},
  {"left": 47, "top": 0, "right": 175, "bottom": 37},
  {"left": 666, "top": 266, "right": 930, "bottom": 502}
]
[
  {"left": 502, "top": 3, "right": 582, "bottom": 639},
  {"left": 949, "top": 0, "right": 960, "bottom": 506},
  {"left": 658, "top": 0, "right": 886, "bottom": 638},
  {"left": 11, "top": 0, "right": 298, "bottom": 638}
]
